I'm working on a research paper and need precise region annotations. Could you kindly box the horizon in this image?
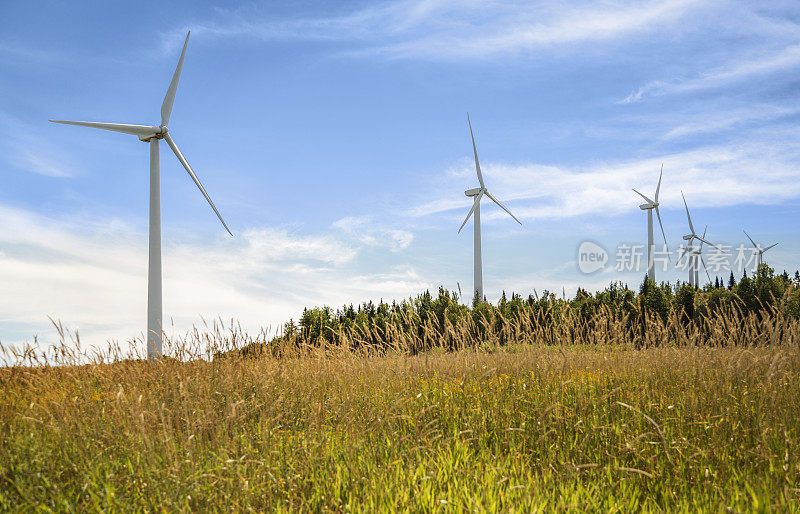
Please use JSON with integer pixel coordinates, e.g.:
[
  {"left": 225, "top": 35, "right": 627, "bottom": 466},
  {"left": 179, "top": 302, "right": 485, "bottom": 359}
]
[{"left": 2, "top": 0, "right": 799, "bottom": 350}]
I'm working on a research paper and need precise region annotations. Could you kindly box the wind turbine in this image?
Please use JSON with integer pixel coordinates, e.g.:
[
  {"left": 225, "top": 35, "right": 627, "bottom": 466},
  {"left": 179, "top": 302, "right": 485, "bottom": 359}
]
[
  {"left": 743, "top": 230, "right": 778, "bottom": 270},
  {"left": 458, "top": 114, "right": 521, "bottom": 302},
  {"left": 680, "top": 192, "right": 716, "bottom": 287},
  {"left": 632, "top": 164, "right": 668, "bottom": 282},
  {"left": 50, "top": 32, "right": 232, "bottom": 361},
  {"left": 690, "top": 226, "right": 713, "bottom": 285}
]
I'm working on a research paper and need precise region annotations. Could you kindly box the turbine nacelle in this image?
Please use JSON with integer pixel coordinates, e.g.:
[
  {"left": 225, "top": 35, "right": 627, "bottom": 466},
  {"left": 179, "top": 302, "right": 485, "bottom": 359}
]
[
  {"left": 137, "top": 126, "right": 168, "bottom": 142},
  {"left": 465, "top": 187, "right": 482, "bottom": 197},
  {"left": 639, "top": 202, "right": 657, "bottom": 210}
]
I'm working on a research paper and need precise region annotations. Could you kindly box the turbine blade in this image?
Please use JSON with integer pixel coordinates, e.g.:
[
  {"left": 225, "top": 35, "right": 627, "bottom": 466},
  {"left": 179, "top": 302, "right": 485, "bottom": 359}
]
[
  {"left": 632, "top": 188, "right": 654, "bottom": 205},
  {"left": 742, "top": 229, "right": 757, "bottom": 248},
  {"left": 681, "top": 190, "right": 695, "bottom": 235},
  {"left": 698, "top": 226, "right": 707, "bottom": 251},
  {"left": 654, "top": 205, "right": 669, "bottom": 258},
  {"left": 467, "top": 113, "right": 485, "bottom": 189},
  {"left": 161, "top": 31, "right": 190, "bottom": 127},
  {"left": 695, "top": 235, "right": 720, "bottom": 252},
  {"left": 700, "top": 255, "right": 711, "bottom": 283},
  {"left": 655, "top": 163, "right": 663, "bottom": 202},
  {"left": 49, "top": 120, "right": 159, "bottom": 137},
  {"left": 163, "top": 132, "right": 233, "bottom": 236},
  {"left": 484, "top": 190, "right": 522, "bottom": 225},
  {"left": 458, "top": 191, "right": 483, "bottom": 234},
  {"left": 680, "top": 245, "right": 691, "bottom": 259},
  {"left": 763, "top": 242, "right": 778, "bottom": 252}
]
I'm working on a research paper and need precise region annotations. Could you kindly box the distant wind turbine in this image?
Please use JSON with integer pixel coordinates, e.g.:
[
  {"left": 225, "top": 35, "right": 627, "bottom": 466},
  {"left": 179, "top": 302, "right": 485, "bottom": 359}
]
[
  {"left": 458, "top": 114, "right": 521, "bottom": 302},
  {"left": 50, "top": 32, "right": 232, "bottom": 361},
  {"left": 680, "top": 192, "right": 717, "bottom": 287},
  {"left": 743, "top": 230, "right": 778, "bottom": 269},
  {"left": 632, "top": 164, "right": 668, "bottom": 282},
  {"left": 691, "top": 226, "right": 713, "bottom": 284}
]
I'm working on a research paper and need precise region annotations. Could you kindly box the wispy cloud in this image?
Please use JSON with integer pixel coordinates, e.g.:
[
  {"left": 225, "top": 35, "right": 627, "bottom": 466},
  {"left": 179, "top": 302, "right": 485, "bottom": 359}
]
[
  {"left": 622, "top": 43, "right": 800, "bottom": 103},
  {"left": 0, "top": 42, "right": 59, "bottom": 62},
  {"left": 366, "top": 0, "right": 703, "bottom": 59},
  {"left": 0, "top": 205, "right": 429, "bottom": 349},
  {"left": 162, "top": 0, "right": 706, "bottom": 59},
  {"left": 332, "top": 216, "right": 414, "bottom": 252},
  {"left": 660, "top": 105, "right": 800, "bottom": 139},
  {"left": 0, "top": 113, "right": 77, "bottom": 178},
  {"left": 409, "top": 135, "right": 800, "bottom": 221}
]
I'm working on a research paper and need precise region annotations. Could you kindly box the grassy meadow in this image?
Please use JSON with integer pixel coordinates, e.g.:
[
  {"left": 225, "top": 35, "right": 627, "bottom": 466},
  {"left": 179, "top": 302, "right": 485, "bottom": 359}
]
[
  {"left": 2, "top": 344, "right": 800, "bottom": 511},
  {"left": 2, "top": 277, "right": 800, "bottom": 511}
]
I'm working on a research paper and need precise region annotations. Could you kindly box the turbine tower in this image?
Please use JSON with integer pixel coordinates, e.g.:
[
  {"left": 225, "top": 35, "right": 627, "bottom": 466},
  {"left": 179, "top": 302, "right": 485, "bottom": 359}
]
[
  {"left": 632, "top": 164, "right": 668, "bottom": 282},
  {"left": 743, "top": 230, "right": 778, "bottom": 269},
  {"left": 50, "top": 32, "right": 232, "bottom": 361},
  {"left": 458, "top": 114, "right": 521, "bottom": 302},
  {"left": 680, "top": 192, "right": 716, "bottom": 287}
]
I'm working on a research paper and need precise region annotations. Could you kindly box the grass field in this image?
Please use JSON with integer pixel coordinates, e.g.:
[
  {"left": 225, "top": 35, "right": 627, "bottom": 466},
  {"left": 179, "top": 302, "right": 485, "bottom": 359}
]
[{"left": 2, "top": 341, "right": 800, "bottom": 511}]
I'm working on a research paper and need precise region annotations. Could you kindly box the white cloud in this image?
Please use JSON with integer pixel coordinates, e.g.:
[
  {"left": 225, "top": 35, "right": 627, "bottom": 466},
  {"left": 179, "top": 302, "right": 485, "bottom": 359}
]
[
  {"left": 163, "top": 0, "right": 706, "bottom": 60},
  {"left": 367, "top": 0, "right": 703, "bottom": 59},
  {"left": 622, "top": 43, "right": 800, "bottom": 103},
  {"left": 660, "top": 105, "right": 800, "bottom": 139},
  {"left": 240, "top": 227, "right": 357, "bottom": 265},
  {"left": 332, "top": 215, "right": 414, "bottom": 252},
  {"left": 0, "top": 113, "right": 77, "bottom": 178},
  {"left": 0, "top": 205, "right": 429, "bottom": 351},
  {"left": 0, "top": 43, "right": 59, "bottom": 61},
  {"left": 409, "top": 136, "right": 800, "bottom": 221}
]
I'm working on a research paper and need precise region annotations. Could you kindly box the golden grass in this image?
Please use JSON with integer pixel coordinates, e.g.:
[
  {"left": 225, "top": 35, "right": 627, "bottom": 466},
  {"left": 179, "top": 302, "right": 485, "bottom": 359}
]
[{"left": 2, "top": 339, "right": 800, "bottom": 511}]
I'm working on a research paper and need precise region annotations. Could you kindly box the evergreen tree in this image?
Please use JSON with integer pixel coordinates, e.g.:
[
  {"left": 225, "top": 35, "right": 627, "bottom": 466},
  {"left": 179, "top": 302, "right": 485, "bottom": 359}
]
[
  {"left": 728, "top": 271, "right": 736, "bottom": 290},
  {"left": 736, "top": 274, "right": 756, "bottom": 313},
  {"left": 675, "top": 284, "right": 696, "bottom": 321},
  {"left": 788, "top": 287, "right": 800, "bottom": 320}
]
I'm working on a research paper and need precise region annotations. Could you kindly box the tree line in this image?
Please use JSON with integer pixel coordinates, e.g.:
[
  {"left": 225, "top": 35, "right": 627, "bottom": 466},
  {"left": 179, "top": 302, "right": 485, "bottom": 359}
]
[{"left": 229, "top": 264, "right": 800, "bottom": 357}]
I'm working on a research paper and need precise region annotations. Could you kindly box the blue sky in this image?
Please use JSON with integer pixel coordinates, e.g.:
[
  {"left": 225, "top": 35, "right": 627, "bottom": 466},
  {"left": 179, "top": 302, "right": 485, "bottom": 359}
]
[{"left": 1, "top": 0, "right": 799, "bottom": 349}]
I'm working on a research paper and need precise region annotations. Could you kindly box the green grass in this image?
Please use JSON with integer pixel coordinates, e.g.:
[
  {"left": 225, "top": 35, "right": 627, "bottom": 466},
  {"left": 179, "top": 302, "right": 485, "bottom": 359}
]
[{"left": 2, "top": 344, "right": 800, "bottom": 511}]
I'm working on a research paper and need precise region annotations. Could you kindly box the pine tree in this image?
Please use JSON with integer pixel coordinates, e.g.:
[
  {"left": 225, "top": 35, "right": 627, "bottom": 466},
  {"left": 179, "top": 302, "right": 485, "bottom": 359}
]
[{"left": 728, "top": 271, "right": 736, "bottom": 290}]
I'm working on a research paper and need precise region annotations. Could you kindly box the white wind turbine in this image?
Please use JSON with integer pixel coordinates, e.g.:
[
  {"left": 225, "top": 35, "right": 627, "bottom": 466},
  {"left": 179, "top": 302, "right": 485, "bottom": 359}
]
[
  {"left": 690, "top": 226, "right": 713, "bottom": 285},
  {"left": 632, "top": 164, "right": 668, "bottom": 282},
  {"left": 743, "top": 230, "right": 778, "bottom": 270},
  {"left": 458, "top": 114, "right": 522, "bottom": 302},
  {"left": 680, "top": 192, "right": 717, "bottom": 287},
  {"left": 50, "top": 32, "right": 232, "bottom": 361}
]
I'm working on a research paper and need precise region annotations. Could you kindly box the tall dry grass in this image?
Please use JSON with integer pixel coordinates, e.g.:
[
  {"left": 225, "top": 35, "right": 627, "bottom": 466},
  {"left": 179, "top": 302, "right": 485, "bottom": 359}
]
[
  {"left": 1, "top": 306, "right": 799, "bottom": 511},
  {"left": 261, "top": 296, "right": 800, "bottom": 358}
]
